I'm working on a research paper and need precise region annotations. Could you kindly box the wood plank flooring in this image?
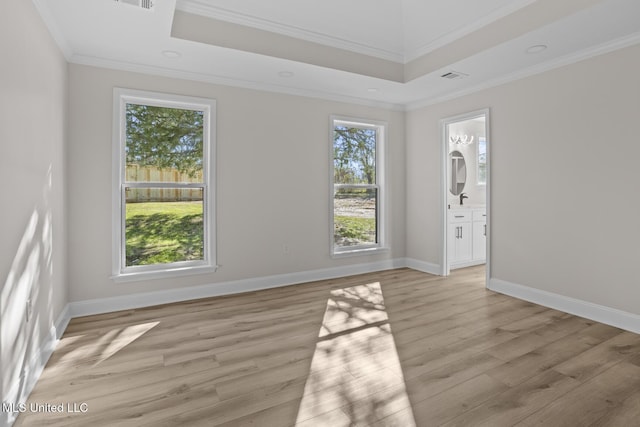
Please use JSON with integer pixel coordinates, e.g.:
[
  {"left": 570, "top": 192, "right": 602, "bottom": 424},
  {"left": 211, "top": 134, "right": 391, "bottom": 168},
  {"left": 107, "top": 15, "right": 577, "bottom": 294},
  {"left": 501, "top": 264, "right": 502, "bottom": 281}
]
[{"left": 14, "top": 266, "right": 640, "bottom": 426}]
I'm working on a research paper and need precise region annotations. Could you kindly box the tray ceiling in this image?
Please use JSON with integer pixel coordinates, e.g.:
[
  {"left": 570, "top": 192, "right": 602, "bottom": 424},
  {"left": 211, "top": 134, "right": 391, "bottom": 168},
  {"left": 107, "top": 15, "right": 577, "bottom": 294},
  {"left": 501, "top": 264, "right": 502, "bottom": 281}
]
[{"left": 34, "top": 0, "right": 640, "bottom": 109}]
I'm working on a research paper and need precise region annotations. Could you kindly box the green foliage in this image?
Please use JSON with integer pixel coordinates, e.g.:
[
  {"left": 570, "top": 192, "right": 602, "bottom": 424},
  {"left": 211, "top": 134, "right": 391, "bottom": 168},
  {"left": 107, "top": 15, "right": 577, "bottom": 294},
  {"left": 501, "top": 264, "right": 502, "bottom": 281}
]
[
  {"left": 125, "top": 201, "right": 203, "bottom": 266},
  {"left": 126, "top": 104, "right": 204, "bottom": 177},
  {"left": 334, "top": 216, "right": 375, "bottom": 243},
  {"left": 333, "top": 126, "right": 376, "bottom": 184}
]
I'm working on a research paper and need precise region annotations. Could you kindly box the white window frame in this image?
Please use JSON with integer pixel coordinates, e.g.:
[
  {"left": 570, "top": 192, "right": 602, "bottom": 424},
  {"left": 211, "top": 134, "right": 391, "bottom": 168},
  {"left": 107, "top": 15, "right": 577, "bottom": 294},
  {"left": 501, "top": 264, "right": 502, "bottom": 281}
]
[
  {"left": 330, "top": 115, "right": 387, "bottom": 257},
  {"left": 112, "top": 88, "right": 217, "bottom": 282}
]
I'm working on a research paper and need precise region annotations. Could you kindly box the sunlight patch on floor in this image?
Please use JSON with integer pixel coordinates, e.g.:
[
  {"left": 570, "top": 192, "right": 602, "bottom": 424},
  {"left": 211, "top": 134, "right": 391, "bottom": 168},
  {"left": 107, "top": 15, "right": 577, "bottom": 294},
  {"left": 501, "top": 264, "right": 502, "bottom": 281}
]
[
  {"left": 295, "top": 282, "right": 416, "bottom": 426},
  {"left": 92, "top": 321, "right": 159, "bottom": 365},
  {"left": 49, "top": 321, "right": 159, "bottom": 371}
]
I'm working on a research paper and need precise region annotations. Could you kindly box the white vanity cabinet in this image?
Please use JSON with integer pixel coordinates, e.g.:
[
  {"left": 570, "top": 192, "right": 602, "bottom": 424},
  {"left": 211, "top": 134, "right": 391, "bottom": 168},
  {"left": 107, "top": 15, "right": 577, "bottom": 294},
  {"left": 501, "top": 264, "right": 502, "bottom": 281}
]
[
  {"left": 448, "top": 208, "right": 486, "bottom": 269},
  {"left": 448, "top": 210, "right": 473, "bottom": 265}
]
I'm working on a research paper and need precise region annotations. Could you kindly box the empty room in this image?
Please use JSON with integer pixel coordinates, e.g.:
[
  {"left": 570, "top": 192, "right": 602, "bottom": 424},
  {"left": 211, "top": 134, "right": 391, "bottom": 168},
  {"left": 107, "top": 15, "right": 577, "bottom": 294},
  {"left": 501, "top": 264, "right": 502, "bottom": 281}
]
[{"left": 2, "top": 0, "right": 640, "bottom": 426}]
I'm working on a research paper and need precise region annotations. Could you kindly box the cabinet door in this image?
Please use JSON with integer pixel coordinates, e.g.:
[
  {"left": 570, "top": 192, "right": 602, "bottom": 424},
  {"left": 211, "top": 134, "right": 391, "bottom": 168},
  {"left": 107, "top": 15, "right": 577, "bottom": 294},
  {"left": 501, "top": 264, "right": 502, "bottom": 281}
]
[
  {"left": 449, "top": 222, "right": 472, "bottom": 263},
  {"left": 448, "top": 223, "right": 457, "bottom": 262},
  {"left": 473, "top": 220, "right": 486, "bottom": 261},
  {"left": 458, "top": 222, "right": 473, "bottom": 262}
]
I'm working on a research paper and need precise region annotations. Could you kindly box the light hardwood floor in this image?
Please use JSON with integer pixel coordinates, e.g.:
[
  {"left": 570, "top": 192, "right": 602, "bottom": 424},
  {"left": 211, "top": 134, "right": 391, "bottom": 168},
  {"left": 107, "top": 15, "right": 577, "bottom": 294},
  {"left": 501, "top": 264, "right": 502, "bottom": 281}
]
[{"left": 15, "top": 266, "right": 640, "bottom": 426}]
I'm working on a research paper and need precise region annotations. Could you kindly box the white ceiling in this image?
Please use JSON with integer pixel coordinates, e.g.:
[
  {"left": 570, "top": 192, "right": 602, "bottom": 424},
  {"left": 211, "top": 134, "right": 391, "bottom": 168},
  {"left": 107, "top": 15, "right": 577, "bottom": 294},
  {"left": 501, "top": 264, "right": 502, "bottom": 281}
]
[
  {"left": 35, "top": 0, "right": 640, "bottom": 109},
  {"left": 174, "top": 0, "right": 535, "bottom": 62}
]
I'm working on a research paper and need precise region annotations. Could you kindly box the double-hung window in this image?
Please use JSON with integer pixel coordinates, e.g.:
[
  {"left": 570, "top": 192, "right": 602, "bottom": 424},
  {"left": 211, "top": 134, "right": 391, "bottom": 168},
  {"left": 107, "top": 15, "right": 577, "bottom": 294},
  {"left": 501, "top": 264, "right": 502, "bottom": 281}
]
[
  {"left": 331, "top": 116, "right": 386, "bottom": 255},
  {"left": 112, "top": 88, "right": 216, "bottom": 281}
]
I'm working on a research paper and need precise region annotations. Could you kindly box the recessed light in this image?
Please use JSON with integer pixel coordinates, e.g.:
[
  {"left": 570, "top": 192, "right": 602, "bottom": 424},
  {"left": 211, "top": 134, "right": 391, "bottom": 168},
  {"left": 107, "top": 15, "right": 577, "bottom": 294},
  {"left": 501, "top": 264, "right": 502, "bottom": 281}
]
[
  {"left": 278, "top": 71, "right": 294, "bottom": 78},
  {"left": 367, "top": 88, "right": 379, "bottom": 93},
  {"left": 162, "top": 50, "right": 181, "bottom": 59},
  {"left": 526, "top": 44, "right": 547, "bottom": 54}
]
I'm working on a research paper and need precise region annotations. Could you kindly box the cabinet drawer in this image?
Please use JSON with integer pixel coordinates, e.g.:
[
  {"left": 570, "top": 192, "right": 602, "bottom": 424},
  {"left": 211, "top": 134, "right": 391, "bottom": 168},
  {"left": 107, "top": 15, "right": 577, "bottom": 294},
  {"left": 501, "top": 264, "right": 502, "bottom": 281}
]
[
  {"left": 449, "top": 210, "right": 472, "bottom": 222},
  {"left": 473, "top": 210, "right": 487, "bottom": 221}
]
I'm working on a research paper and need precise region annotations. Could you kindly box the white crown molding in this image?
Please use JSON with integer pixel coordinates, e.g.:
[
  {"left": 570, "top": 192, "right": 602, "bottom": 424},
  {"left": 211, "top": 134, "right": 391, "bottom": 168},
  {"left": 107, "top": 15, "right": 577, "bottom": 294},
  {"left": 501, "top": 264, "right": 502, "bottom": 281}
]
[
  {"left": 489, "top": 278, "right": 640, "bottom": 334},
  {"left": 69, "top": 258, "right": 408, "bottom": 317},
  {"left": 68, "top": 54, "right": 406, "bottom": 111},
  {"left": 71, "top": 30, "right": 640, "bottom": 114},
  {"left": 175, "top": 0, "right": 404, "bottom": 63},
  {"left": 31, "top": 0, "right": 73, "bottom": 60},
  {"left": 403, "top": 0, "right": 537, "bottom": 62},
  {"left": 405, "top": 31, "right": 640, "bottom": 111},
  {"left": 68, "top": 25, "right": 640, "bottom": 115}
]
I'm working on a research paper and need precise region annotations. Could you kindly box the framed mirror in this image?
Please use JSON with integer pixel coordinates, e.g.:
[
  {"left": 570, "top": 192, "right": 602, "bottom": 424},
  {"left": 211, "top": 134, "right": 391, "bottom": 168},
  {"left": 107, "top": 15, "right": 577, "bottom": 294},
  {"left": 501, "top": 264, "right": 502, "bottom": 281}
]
[{"left": 449, "top": 150, "right": 466, "bottom": 195}]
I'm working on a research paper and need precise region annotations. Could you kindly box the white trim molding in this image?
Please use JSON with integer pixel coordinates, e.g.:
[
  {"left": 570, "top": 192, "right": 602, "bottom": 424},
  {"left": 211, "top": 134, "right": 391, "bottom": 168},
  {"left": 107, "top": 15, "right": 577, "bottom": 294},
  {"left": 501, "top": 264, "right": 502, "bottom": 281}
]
[
  {"left": 70, "top": 55, "right": 405, "bottom": 112},
  {"left": 70, "top": 259, "right": 407, "bottom": 318},
  {"left": 404, "top": 0, "right": 537, "bottom": 62},
  {"left": 66, "top": 32, "right": 640, "bottom": 114},
  {"left": 2, "top": 305, "right": 71, "bottom": 427},
  {"left": 175, "top": 0, "right": 404, "bottom": 63},
  {"left": 488, "top": 278, "right": 640, "bottom": 335},
  {"left": 405, "top": 258, "right": 441, "bottom": 276},
  {"left": 406, "top": 31, "right": 640, "bottom": 111}
]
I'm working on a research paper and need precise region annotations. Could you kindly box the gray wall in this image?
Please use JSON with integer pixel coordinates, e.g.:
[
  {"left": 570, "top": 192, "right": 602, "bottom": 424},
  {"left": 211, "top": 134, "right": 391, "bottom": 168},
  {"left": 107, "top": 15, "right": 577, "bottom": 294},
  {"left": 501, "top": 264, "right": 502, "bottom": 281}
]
[
  {"left": 0, "top": 0, "right": 68, "bottom": 419},
  {"left": 406, "top": 43, "right": 640, "bottom": 314},
  {"left": 67, "top": 65, "right": 406, "bottom": 301}
]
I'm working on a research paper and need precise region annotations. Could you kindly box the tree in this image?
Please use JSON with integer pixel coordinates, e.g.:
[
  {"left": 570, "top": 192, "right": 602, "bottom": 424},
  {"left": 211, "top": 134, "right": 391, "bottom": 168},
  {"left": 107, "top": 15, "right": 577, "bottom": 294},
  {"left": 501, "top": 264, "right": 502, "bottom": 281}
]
[
  {"left": 333, "top": 126, "right": 376, "bottom": 184},
  {"left": 126, "top": 104, "right": 204, "bottom": 176}
]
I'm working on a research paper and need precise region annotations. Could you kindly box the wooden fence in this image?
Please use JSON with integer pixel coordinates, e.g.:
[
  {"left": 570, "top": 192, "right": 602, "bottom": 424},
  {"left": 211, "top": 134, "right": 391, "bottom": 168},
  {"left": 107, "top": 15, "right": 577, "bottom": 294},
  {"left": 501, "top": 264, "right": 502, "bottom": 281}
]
[{"left": 125, "top": 165, "right": 203, "bottom": 203}]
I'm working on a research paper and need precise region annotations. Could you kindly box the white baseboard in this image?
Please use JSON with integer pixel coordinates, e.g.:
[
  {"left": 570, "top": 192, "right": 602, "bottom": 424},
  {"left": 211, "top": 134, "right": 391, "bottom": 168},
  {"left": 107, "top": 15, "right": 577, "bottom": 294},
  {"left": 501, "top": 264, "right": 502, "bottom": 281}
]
[
  {"left": 488, "top": 278, "right": 640, "bottom": 335},
  {"left": 2, "top": 305, "right": 71, "bottom": 427},
  {"left": 70, "top": 258, "right": 408, "bottom": 318},
  {"left": 451, "top": 259, "right": 485, "bottom": 270},
  {"left": 405, "top": 258, "right": 442, "bottom": 275}
]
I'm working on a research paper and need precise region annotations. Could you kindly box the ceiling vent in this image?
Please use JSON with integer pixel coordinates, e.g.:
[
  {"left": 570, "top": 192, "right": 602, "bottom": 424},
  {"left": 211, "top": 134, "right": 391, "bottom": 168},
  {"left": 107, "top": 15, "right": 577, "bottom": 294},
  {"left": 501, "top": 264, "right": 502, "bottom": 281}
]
[
  {"left": 114, "top": 0, "right": 155, "bottom": 11},
  {"left": 441, "top": 71, "right": 469, "bottom": 80}
]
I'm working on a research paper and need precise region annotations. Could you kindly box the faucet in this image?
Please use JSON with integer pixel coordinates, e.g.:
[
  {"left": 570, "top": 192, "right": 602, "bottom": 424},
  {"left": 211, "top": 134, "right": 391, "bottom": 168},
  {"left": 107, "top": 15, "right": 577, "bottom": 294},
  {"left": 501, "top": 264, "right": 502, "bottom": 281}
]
[{"left": 459, "top": 193, "right": 468, "bottom": 205}]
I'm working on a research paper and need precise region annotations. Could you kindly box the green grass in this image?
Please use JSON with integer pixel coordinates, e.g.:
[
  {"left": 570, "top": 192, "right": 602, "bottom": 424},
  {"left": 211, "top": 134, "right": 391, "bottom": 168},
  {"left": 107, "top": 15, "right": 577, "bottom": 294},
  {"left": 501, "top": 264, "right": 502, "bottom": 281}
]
[
  {"left": 334, "top": 215, "right": 375, "bottom": 244},
  {"left": 125, "top": 201, "right": 203, "bottom": 266}
]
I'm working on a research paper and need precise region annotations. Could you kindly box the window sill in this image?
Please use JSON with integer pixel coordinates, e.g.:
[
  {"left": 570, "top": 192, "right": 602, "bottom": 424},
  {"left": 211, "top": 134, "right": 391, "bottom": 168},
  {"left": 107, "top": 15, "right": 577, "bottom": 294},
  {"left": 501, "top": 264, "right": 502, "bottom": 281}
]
[
  {"left": 111, "top": 264, "right": 218, "bottom": 283},
  {"left": 332, "top": 246, "right": 389, "bottom": 259}
]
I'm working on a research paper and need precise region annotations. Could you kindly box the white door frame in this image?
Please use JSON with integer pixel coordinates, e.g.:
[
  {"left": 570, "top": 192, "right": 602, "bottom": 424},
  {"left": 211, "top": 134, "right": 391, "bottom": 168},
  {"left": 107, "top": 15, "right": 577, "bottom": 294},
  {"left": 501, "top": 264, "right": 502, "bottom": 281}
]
[{"left": 440, "top": 108, "right": 491, "bottom": 286}]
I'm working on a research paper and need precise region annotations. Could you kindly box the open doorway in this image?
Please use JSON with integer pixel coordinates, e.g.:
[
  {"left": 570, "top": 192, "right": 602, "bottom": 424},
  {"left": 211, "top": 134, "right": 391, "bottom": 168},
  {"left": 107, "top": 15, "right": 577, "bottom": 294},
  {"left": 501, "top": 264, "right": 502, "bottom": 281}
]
[{"left": 440, "top": 109, "right": 490, "bottom": 286}]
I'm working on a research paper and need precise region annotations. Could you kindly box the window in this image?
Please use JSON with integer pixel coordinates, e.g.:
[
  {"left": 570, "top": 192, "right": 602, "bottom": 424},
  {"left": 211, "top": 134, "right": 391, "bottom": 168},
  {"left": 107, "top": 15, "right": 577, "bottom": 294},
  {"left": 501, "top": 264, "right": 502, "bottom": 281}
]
[
  {"left": 331, "top": 116, "right": 386, "bottom": 255},
  {"left": 112, "top": 89, "right": 216, "bottom": 281},
  {"left": 477, "top": 136, "right": 487, "bottom": 185}
]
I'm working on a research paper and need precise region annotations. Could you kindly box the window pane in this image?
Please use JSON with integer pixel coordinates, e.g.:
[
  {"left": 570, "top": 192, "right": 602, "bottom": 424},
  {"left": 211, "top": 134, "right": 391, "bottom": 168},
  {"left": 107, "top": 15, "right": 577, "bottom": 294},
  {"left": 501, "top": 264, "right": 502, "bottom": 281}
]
[
  {"left": 333, "top": 126, "right": 376, "bottom": 185},
  {"left": 125, "top": 188, "right": 204, "bottom": 266},
  {"left": 334, "top": 187, "right": 377, "bottom": 248},
  {"left": 125, "top": 103, "right": 204, "bottom": 183},
  {"left": 478, "top": 137, "right": 487, "bottom": 184},
  {"left": 125, "top": 164, "right": 203, "bottom": 185}
]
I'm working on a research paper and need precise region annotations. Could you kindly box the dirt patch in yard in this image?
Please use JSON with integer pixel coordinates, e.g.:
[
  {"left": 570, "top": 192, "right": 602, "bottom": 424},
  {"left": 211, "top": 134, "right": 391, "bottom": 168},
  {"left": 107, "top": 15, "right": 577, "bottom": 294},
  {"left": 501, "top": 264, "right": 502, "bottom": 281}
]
[{"left": 334, "top": 197, "right": 375, "bottom": 218}]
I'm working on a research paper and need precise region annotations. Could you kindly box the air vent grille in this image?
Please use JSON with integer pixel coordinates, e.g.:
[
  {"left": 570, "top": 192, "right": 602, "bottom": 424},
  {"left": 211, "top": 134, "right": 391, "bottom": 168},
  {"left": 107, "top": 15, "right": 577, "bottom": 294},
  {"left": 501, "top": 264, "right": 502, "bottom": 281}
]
[
  {"left": 114, "top": 0, "right": 155, "bottom": 11},
  {"left": 441, "top": 71, "right": 469, "bottom": 80}
]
